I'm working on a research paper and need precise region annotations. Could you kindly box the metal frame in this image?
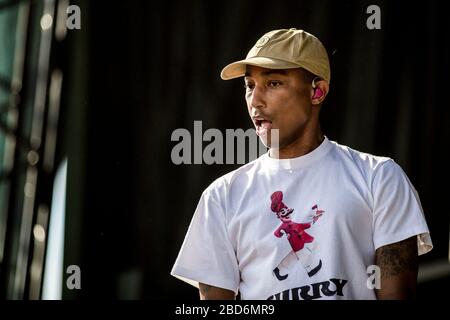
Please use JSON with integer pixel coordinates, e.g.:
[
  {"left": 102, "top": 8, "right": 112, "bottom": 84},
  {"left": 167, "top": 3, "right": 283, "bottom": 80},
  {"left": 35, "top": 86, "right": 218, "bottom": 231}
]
[{"left": 0, "top": 0, "right": 64, "bottom": 299}]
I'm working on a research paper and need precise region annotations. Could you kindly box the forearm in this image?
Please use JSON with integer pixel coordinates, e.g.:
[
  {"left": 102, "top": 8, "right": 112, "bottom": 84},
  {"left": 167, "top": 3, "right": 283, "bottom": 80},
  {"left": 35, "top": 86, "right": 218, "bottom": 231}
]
[{"left": 375, "top": 276, "right": 416, "bottom": 299}]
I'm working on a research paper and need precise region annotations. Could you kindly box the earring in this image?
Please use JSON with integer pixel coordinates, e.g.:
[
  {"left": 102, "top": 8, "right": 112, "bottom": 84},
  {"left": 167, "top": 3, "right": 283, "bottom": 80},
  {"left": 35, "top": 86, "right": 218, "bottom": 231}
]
[
  {"left": 311, "top": 77, "right": 323, "bottom": 99},
  {"left": 311, "top": 77, "right": 321, "bottom": 89}
]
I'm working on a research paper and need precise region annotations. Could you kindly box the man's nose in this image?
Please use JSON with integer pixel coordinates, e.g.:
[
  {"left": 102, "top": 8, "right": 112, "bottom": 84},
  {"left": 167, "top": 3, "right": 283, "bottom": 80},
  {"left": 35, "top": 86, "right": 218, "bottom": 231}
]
[{"left": 248, "top": 84, "right": 266, "bottom": 109}]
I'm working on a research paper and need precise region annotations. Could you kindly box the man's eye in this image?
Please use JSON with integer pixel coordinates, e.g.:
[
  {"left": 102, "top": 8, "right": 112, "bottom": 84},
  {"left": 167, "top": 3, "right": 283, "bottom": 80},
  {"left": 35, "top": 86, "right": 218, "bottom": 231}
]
[
  {"left": 268, "top": 81, "right": 282, "bottom": 87},
  {"left": 244, "top": 83, "right": 254, "bottom": 90}
]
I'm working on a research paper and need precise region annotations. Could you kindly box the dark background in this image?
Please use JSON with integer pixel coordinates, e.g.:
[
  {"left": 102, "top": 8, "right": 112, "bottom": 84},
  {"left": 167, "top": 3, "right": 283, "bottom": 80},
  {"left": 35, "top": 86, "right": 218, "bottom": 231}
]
[{"left": 61, "top": 0, "right": 450, "bottom": 299}]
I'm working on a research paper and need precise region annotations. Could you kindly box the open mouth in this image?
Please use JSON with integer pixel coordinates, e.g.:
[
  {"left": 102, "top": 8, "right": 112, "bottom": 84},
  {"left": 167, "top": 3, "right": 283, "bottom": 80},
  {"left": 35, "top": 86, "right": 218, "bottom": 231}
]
[{"left": 253, "top": 117, "right": 273, "bottom": 136}]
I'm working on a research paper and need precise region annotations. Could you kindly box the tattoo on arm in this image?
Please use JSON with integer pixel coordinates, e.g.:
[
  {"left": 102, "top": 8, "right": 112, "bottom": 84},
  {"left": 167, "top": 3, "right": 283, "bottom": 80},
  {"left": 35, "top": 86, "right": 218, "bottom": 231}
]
[
  {"left": 376, "top": 236, "right": 418, "bottom": 277},
  {"left": 375, "top": 236, "right": 418, "bottom": 299}
]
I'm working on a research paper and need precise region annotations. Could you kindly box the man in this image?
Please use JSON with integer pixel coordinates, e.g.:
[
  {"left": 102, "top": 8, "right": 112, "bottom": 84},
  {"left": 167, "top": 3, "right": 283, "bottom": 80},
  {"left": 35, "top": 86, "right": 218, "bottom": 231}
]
[{"left": 171, "top": 28, "right": 433, "bottom": 300}]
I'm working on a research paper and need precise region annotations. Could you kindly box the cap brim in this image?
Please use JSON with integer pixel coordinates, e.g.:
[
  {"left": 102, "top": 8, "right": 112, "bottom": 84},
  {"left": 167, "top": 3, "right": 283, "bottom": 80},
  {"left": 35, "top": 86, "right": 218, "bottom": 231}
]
[{"left": 220, "top": 57, "right": 301, "bottom": 80}]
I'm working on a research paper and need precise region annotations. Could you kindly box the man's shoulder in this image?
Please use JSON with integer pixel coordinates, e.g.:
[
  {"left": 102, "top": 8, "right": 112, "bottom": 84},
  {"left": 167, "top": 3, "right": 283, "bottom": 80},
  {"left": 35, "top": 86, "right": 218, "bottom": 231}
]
[
  {"left": 330, "top": 139, "right": 393, "bottom": 173},
  {"left": 203, "top": 155, "right": 263, "bottom": 195}
]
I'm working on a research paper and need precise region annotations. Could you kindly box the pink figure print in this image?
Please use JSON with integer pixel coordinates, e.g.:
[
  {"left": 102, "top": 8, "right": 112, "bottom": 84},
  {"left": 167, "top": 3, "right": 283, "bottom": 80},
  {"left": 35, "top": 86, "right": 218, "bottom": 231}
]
[
  {"left": 270, "top": 191, "right": 325, "bottom": 280},
  {"left": 270, "top": 191, "right": 314, "bottom": 252}
]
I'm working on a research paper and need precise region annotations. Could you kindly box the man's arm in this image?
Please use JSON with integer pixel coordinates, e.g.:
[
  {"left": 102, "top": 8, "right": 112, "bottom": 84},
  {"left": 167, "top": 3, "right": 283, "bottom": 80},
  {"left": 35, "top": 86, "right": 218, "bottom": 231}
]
[
  {"left": 199, "top": 283, "right": 235, "bottom": 300},
  {"left": 375, "top": 236, "right": 418, "bottom": 299}
]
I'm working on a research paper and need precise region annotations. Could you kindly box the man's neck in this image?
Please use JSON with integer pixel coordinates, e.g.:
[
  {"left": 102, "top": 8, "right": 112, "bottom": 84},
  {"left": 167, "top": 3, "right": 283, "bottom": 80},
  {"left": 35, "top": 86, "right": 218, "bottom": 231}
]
[{"left": 269, "top": 131, "right": 325, "bottom": 159}]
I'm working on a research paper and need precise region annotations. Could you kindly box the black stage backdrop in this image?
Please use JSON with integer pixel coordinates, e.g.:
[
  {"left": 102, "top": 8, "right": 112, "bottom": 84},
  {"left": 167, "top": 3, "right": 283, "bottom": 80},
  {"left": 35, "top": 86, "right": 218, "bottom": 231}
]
[{"left": 62, "top": 0, "right": 450, "bottom": 299}]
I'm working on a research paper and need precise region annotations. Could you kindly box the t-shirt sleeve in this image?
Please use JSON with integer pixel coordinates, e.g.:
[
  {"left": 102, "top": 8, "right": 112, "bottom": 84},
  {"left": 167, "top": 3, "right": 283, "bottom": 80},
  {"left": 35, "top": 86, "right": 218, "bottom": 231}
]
[
  {"left": 372, "top": 159, "right": 433, "bottom": 255},
  {"left": 170, "top": 188, "right": 240, "bottom": 295}
]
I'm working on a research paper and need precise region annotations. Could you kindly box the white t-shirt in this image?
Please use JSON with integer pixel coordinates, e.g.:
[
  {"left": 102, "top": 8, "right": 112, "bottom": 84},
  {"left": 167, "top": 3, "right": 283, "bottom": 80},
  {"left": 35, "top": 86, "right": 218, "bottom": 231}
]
[{"left": 171, "top": 136, "right": 433, "bottom": 300}]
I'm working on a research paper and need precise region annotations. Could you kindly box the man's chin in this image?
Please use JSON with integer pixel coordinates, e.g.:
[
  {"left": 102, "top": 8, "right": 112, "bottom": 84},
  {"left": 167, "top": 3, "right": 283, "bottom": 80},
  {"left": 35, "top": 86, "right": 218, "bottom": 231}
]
[{"left": 258, "top": 129, "right": 280, "bottom": 149}]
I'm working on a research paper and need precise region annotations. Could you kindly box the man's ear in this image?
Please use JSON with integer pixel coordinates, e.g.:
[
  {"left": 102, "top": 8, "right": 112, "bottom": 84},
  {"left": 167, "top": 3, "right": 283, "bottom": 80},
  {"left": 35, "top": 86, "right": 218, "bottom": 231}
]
[{"left": 311, "top": 79, "right": 329, "bottom": 105}]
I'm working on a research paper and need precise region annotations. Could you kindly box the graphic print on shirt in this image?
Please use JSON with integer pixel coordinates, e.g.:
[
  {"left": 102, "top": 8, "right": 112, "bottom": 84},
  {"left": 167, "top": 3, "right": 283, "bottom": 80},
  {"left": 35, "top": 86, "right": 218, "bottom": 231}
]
[{"left": 270, "top": 191, "right": 325, "bottom": 281}]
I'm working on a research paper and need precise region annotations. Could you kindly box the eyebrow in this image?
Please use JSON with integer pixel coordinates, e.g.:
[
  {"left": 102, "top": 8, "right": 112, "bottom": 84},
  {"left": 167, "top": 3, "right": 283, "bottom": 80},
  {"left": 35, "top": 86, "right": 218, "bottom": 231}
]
[{"left": 244, "top": 70, "right": 288, "bottom": 77}]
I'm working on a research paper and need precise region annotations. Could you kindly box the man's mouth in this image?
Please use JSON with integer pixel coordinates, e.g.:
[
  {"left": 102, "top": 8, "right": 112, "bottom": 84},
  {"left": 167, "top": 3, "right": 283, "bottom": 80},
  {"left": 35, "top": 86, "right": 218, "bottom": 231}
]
[{"left": 253, "top": 117, "right": 273, "bottom": 136}]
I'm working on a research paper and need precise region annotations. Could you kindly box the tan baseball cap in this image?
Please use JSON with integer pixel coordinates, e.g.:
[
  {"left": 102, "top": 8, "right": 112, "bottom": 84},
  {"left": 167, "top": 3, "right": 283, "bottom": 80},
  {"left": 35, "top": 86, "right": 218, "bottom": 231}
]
[{"left": 220, "top": 28, "right": 331, "bottom": 83}]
